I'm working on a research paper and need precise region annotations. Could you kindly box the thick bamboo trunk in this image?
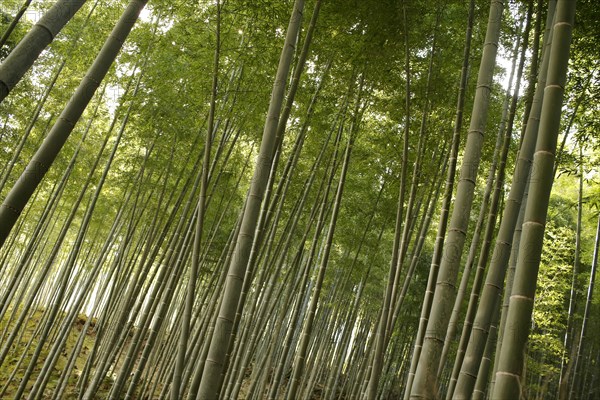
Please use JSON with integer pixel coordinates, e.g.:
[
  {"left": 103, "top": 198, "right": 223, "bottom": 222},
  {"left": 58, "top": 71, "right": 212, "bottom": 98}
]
[
  {"left": 410, "top": 1, "right": 504, "bottom": 398},
  {"left": 492, "top": 0, "right": 576, "bottom": 397},
  {"left": 455, "top": 1, "right": 557, "bottom": 394},
  {"left": 0, "top": 0, "right": 87, "bottom": 102},
  {"left": 404, "top": 1, "right": 474, "bottom": 395},
  {"left": 0, "top": 0, "right": 146, "bottom": 248},
  {"left": 196, "top": 2, "right": 305, "bottom": 398}
]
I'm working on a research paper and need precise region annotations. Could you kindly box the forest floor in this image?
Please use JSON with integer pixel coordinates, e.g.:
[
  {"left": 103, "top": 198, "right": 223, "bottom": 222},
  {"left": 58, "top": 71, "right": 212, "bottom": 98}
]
[
  {"left": 0, "top": 309, "right": 333, "bottom": 399},
  {"left": 0, "top": 308, "right": 113, "bottom": 399}
]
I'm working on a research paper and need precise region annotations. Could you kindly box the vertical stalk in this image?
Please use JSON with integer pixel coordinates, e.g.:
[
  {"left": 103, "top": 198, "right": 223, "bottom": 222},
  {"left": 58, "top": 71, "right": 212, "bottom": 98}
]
[
  {"left": 410, "top": 1, "right": 504, "bottom": 398},
  {"left": 196, "top": 1, "right": 305, "bottom": 398},
  {"left": 457, "top": 0, "right": 557, "bottom": 392},
  {"left": 172, "top": 1, "right": 220, "bottom": 398},
  {"left": 0, "top": 0, "right": 147, "bottom": 248},
  {"left": 404, "top": 1, "right": 475, "bottom": 396},
  {"left": 570, "top": 213, "right": 600, "bottom": 397},
  {"left": 492, "top": 0, "right": 576, "bottom": 397},
  {"left": 0, "top": 0, "right": 88, "bottom": 102}
]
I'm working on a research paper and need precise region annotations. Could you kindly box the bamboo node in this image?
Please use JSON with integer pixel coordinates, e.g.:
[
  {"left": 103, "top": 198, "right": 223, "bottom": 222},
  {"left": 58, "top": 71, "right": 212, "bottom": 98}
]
[{"left": 1, "top": 203, "right": 21, "bottom": 215}]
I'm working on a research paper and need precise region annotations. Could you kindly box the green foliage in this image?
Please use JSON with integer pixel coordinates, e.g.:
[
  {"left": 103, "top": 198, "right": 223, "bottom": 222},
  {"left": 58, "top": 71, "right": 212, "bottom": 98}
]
[
  {"left": 0, "top": 0, "right": 32, "bottom": 59},
  {"left": 0, "top": 0, "right": 599, "bottom": 398},
  {"left": 527, "top": 221, "right": 575, "bottom": 395}
]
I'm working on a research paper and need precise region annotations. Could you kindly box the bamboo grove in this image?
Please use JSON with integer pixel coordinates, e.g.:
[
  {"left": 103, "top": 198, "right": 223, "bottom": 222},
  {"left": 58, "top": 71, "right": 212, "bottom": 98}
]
[{"left": 0, "top": 0, "right": 599, "bottom": 398}]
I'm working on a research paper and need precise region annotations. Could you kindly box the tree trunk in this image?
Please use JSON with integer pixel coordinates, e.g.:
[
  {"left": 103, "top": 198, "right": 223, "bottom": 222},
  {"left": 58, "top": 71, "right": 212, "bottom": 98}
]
[
  {"left": 195, "top": 1, "right": 305, "bottom": 398},
  {"left": 492, "top": 0, "right": 576, "bottom": 397},
  {"left": 456, "top": 0, "right": 557, "bottom": 393},
  {"left": 410, "top": 1, "right": 504, "bottom": 398},
  {"left": 0, "top": 0, "right": 146, "bottom": 248},
  {"left": 0, "top": 0, "right": 88, "bottom": 102},
  {"left": 570, "top": 213, "right": 600, "bottom": 397},
  {"left": 404, "top": 0, "right": 475, "bottom": 395}
]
